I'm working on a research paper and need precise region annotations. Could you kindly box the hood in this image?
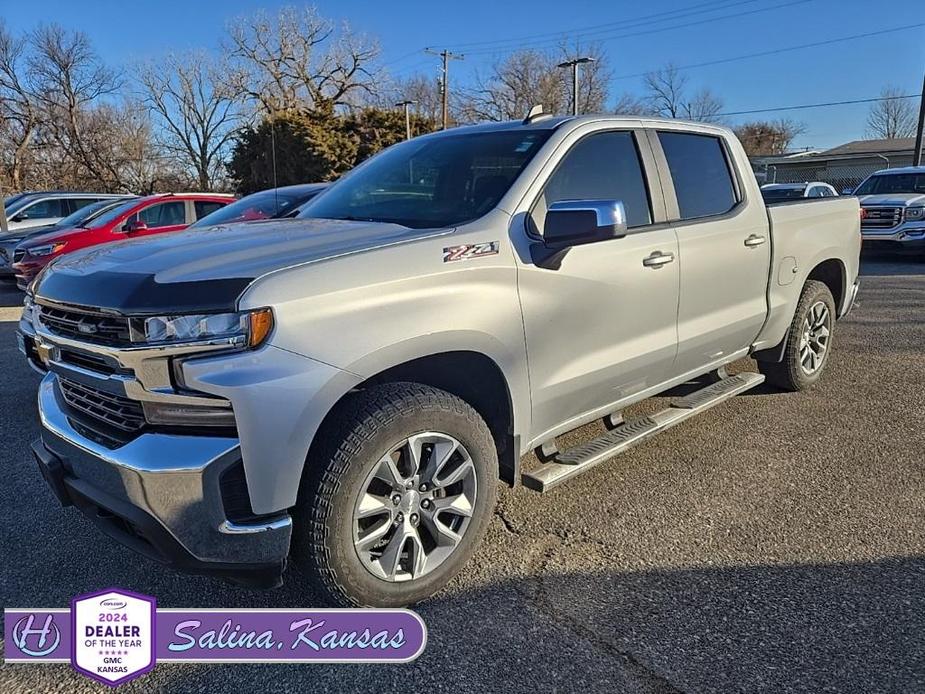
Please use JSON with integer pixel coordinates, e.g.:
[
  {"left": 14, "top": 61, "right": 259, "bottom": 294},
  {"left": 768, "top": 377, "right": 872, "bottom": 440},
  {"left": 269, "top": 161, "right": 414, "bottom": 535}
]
[
  {"left": 858, "top": 193, "right": 925, "bottom": 207},
  {"left": 35, "top": 217, "right": 443, "bottom": 314},
  {"left": 17, "top": 225, "right": 89, "bottom": 248}
]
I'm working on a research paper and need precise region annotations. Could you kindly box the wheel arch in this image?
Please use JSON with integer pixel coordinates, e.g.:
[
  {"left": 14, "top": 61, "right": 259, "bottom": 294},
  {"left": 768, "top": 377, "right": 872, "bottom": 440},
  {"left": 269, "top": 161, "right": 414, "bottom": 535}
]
[
  {"left": 806, "top": 257, "right": 847, "bottom": 316},
  {"left": 306, "top": 350, "right": 521, "bottom": 488}
]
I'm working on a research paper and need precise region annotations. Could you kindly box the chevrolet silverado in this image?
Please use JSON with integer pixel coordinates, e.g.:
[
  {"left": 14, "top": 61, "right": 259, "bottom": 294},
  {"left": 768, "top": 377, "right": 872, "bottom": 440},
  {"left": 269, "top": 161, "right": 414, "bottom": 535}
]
[{"left": 19, "top": 114, "right": 861, "bottom": 606}]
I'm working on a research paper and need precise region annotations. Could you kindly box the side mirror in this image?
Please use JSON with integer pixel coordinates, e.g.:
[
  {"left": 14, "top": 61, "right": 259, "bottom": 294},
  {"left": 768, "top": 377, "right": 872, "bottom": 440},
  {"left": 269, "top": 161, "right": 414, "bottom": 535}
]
[
  {"left": 532, "top": 200, "right": 628, "bottom": 269},
  {"left": 10, "top": 214, "right": 25, "bottom": 223},
  {"left": 123, "top": 219, "right": 148, "bottom": 233}
]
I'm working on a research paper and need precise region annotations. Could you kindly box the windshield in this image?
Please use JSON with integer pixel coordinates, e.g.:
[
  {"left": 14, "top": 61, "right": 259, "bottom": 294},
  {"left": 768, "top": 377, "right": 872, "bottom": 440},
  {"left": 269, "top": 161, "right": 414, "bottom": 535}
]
[
  {"left": 86, "top": 198, "right": 142, "bottom": 228},
  {"left": 55, "top": 199, "right": 126, "bottom": 228},
  {"left": 4, "top": 193, "right": 29, "bottom": 210},
  {"left": 190, "top": 189, "right": 312, "bottom": 228},
  {"left": 298, "top": 129, "right": 552, "bottom": 229},
  {"left": 761, "top": 187, "right": 805, "bottom": 202},
  {"left": 854, "top": 173, "right": 925, "bottom": 196}
]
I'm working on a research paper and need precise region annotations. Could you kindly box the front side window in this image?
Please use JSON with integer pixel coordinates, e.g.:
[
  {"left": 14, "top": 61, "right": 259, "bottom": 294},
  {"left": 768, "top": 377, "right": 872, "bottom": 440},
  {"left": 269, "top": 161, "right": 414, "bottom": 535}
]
[
  {"left": 137, "top": 201, "right": 186, "bottom": 228},
  {"left": 658, "top": 132, "right": 738, "bottom": 220},
  {"left": 17, "top": 198, "right": 66, "bottom": 219},
  {"left": 300, "top": 129, "right": 552, "bottom": 229},
  {"left": 532, "top": 131, "right": 653, "bottom": 232}
]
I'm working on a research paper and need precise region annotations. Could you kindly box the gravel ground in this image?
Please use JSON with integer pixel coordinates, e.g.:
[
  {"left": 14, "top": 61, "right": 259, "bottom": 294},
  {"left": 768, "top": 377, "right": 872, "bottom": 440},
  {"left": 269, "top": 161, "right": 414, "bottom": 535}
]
[{"left": 0, "top": 258, "right": 923, "bottom": 693}]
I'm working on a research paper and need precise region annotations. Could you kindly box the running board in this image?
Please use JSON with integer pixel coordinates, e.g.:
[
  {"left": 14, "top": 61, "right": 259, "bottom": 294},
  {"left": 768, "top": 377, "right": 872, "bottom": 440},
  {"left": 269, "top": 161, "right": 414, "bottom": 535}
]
[{"left": 521, "top": 372, "right": 765, "bottom": 492}]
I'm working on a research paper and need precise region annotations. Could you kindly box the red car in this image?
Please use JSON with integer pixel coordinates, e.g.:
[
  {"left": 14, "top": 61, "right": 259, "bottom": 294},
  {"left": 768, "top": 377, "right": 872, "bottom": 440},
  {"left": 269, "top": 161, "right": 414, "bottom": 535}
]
[{"left": 12, "top": 193, "right": 234, "bottom": 290}]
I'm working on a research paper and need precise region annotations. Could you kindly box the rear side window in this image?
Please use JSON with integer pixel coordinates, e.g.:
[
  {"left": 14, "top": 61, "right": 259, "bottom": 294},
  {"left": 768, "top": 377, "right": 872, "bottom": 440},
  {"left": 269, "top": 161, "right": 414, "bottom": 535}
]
[
  {"left": 658, "top": 132, "right": 738, "bottom": 220},
  {"left": 537, "top": 131, "right": 652, "bottom": 230},
  {"left": 195, "top": 201, "right": 226, "bottom": 220},
  {"left": 69, "top": 198, "right": 105, "bottom": 213}
]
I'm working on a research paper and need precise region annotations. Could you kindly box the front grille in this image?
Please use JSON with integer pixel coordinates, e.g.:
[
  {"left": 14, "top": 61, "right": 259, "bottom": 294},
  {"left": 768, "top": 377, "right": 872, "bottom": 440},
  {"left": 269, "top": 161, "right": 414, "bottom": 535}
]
[
  {"left": 59, "top": 348, "right": 120, "bottom": 375},
  {"left": 861, "top": 206, "right": 902, "bottom": 229},
  {"left": 59, "top": 378, "right": 146, "bottom": 433},
  {"left": 38, "top": 303, "right": 132, "bottom": 345},
  {"left": 13, "top": 249, "right": 25, "bottom": 263}
]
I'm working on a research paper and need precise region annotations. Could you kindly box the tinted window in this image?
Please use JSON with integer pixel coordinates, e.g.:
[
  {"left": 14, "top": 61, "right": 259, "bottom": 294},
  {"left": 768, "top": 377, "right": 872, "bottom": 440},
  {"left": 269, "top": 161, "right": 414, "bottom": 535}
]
[
  {"left": 300, "top": 130, "right": 551, "bottom": 229},
  {"left": 17, "top": 198, "right": 66, "bottom": 219},
  {"left": 138, "top": 201, "right": 186, "bottom": 228},
  {"left": 536, "top": 131, "right": 652, "bottom": 230},
  {"left": 807, "top": 186, "right": 823, "bottom": 198},
  {"left": 68, "top": 198, "right": 105, "bottom": 213},
  {"left": 194, "top": 201, "right": 226, "bottom": 220},
  {"left": 761, "top": 187, "right": 805, "bottom": 202},
  {"left": 659, "top": 132, "right": 738, "bottom": 219}
]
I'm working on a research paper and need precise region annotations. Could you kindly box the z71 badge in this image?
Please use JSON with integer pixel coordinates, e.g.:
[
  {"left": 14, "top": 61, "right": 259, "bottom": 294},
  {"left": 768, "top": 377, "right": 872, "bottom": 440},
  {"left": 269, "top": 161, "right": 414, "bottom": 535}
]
[{"left": 442, "top": 242, "right": 500, "bottom": 262}]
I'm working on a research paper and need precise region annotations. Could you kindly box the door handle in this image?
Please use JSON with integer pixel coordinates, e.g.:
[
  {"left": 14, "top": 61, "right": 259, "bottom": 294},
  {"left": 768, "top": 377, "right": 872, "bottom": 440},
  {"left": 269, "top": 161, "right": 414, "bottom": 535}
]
[
  {"left": 642, "top": 251, "right": 675, "bottom": 268},
  {"left": 744, "top": 234, "right": 766, "bottom": 247}
]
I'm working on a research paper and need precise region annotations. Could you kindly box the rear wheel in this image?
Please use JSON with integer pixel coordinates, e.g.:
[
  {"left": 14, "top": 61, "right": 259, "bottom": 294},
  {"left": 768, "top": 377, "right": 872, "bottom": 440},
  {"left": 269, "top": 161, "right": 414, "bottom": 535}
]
[
  {"left": 759, "top": 279, "right": 836, "bottom": 391},
  {"left": 291, "top": 382, "right": 497, "bottom": 606}
]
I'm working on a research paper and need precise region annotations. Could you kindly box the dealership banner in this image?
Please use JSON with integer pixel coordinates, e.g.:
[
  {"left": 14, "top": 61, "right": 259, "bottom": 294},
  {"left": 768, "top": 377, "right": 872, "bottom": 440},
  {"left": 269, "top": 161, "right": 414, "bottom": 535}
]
[{"left": 5, "top": 588, "right": 427, "bottom": 687}]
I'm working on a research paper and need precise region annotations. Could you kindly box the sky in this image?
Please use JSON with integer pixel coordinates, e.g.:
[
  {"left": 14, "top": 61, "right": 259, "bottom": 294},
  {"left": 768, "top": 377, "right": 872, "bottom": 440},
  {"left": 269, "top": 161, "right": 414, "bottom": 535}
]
[{"left": 2, "top": 0, "right": 923, "bottom": 150}]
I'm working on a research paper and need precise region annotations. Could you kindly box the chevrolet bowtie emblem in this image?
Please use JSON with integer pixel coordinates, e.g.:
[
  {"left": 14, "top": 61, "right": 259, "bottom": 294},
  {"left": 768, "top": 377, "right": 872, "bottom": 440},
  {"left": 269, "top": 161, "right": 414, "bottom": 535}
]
[{"left": 35, "top": 341, "right": 55, "bottom": 365}]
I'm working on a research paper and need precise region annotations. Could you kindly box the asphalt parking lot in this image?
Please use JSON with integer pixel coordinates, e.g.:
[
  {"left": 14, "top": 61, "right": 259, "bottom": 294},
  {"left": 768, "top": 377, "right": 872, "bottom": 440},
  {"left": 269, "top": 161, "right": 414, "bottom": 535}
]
[{"left": 1, "top": 258, "right": 923, "bottom": 693}]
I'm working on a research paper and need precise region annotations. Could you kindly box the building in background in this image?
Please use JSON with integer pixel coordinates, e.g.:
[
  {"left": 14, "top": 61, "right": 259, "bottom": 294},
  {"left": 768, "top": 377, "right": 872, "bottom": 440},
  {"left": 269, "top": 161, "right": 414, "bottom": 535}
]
[{"left": 751, "top": 138, "right": 918, "bottom": 192}]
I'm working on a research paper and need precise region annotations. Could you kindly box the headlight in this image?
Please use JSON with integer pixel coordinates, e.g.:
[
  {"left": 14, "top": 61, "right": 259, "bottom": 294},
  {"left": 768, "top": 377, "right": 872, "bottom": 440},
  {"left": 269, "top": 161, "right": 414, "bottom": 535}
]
[
  {"left": 905, "top": 206, "right": 924, "bottom": 220},
  {"left": 141, "top": 307, "right": 273, "bottom": 348},
  {"left": 28, "top": 242, "right": 67, "bottom": 257}
]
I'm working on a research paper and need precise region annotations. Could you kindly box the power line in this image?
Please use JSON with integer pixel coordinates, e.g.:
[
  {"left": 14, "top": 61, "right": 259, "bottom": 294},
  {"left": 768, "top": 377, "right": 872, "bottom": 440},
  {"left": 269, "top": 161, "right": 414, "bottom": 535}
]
[
  {"left": 717, "top": 93, "right": 920, "bottom": 117},
  {"left": 612, "top": 23, "right": 925, "bottom": 80},
  {"left": 461, "top": 0, "right": 813, "bottom": 56},
  {"left": 441, "top": 0, "right": 764, "bottom": 52}
]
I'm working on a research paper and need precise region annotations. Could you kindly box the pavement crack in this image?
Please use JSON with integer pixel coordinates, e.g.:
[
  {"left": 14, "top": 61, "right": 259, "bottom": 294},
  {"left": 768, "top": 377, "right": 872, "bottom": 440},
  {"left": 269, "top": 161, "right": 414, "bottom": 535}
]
[{"left": 494, "top": 506, "right": 520, "bottom": 535}]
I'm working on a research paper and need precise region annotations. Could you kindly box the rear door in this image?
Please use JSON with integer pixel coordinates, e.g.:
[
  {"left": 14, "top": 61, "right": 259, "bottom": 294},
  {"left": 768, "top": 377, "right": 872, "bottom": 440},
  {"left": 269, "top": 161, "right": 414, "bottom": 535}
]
[
  {"left": 516, "top": 127, "right": 680, "bottom": 440},
  {"left": 652, "top": 129, "right": 770, "bottom": 376}
]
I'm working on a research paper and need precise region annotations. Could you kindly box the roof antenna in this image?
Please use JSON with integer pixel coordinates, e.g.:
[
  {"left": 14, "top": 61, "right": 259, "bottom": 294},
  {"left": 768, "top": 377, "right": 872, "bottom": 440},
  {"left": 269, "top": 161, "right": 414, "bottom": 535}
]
[{"left": 523, "top": 104, "right": 552, "bottom": 125}]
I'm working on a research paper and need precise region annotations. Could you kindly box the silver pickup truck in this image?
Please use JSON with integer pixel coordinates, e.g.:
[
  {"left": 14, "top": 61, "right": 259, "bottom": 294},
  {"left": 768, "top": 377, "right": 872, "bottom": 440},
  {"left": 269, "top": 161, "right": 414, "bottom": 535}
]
[{"left": 19, "top": 115, "right": 861, "bottom": 606}]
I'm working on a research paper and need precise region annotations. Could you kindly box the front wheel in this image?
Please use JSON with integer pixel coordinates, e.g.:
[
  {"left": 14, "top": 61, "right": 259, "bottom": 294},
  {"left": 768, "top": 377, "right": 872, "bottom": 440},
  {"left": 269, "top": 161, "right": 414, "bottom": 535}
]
[
  {"left": 291, "top": 382, "right": 498, "bottom": 606},
  {"left": 759, "top": 279, "right": 836, "bottom": 391}
]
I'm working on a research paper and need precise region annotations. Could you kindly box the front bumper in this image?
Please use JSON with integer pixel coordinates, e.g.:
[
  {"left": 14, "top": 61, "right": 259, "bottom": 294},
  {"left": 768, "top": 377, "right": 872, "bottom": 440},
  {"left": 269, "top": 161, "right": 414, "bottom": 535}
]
[
  {"left": 861, "top": 225, "right": 925, "bottom": 252},
  {"left": 33, "top": 374, "right": 292, "bottom": 586}
]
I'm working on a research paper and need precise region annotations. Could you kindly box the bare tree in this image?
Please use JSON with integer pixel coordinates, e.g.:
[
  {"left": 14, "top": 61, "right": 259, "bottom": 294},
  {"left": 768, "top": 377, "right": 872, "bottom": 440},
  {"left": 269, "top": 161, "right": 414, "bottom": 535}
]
[
  {"left": 612, "top": 92, "right": 650, "bottom": 116},
  {"left": 734, "top": 119, "right": 806, "bottom": 156},
  {"left": 28, "top": 24, "right": 124, "bottom": 189},
  {"left": 139, "top": 52, "right": 243, "bottom": 190},
  {"left": 459, "top": 45, "right": 610, "bottom": 122},
  {"left": 224, "top": 6, "right": 380, "bottom": 115},
  {"left": 0, "top": 21, "right": 40, "bottom": 190},
  {"left": 866, "top": 85, "right": 917, "bottom": 139},
  {"left": 643, "top": 63, "right": 724, "bottom": 123}
]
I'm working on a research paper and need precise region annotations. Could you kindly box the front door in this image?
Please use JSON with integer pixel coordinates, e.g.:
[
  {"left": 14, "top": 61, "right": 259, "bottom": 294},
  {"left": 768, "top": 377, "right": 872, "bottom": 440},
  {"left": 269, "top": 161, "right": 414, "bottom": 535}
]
[{"left": 516, "top": 129, "right": 680, "bottom": 442}]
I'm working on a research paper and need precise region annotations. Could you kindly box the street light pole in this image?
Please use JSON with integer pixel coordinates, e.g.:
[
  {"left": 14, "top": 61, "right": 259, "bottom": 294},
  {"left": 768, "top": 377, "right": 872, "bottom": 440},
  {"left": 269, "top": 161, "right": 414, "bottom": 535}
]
[
  {"left": 557, "top": 57, "right": 595, "bottom": 116},
  {"left": 395, "top": 100, "right": 416, "bottom": 140}
]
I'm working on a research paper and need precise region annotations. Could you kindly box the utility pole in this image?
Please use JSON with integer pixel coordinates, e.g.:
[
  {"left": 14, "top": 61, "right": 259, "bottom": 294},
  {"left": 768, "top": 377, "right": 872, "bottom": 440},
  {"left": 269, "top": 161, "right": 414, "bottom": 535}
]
[
  {"left": 913, "top": 69, "right": 925, "bottom": 167},
  {"left": 425, "top": 48, "right": 463, "bottom": 130},
  {"left": 557, "top": 57, "right": 595, "bottom": 116},
  {"left": 395, "top": 100, "right": 416, "bottom": 140}
]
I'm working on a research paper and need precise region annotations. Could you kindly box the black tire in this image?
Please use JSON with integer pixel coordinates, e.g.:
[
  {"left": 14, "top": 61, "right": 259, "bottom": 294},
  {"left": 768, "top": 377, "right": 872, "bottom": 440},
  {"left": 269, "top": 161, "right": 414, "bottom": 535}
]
[
  {"left": 758, "top": 279, "right": 836, "bottom": 391},
  {"left": 291, "top": 382, "right": 498, "bottom": 606}
]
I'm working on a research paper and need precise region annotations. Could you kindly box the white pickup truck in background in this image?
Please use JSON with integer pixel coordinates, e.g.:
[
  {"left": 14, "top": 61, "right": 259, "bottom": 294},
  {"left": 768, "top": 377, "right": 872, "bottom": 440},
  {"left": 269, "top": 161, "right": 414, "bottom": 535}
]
[
  {"left": 854, "top": 166, "right": 925, "bottom": 255},
  {"left": 20, "top": 114, "right": 861, "bottom": 606}
]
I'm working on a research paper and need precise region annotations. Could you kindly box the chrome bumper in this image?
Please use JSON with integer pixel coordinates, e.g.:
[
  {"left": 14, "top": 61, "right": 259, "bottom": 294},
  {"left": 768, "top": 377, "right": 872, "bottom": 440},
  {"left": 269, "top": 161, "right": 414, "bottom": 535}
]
[{"left": 36, "top": 374, "right": 292, "bottom": 567}]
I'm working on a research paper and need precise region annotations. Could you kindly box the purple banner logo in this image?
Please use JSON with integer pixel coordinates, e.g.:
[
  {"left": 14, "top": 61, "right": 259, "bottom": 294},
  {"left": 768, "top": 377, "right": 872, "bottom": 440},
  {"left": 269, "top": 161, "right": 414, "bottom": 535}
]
[
  {"left": 5, "top": 591, "right": 427, "bottom": 687},
  {"left": 71, "top": 588, "right": 156, "bottom": 687}
]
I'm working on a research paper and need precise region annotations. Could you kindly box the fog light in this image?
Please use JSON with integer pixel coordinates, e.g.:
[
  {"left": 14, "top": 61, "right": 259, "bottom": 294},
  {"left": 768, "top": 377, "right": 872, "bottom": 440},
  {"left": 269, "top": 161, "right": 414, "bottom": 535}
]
[{"left": 143, "top": 401, "right": 236, "bottom": 427}]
